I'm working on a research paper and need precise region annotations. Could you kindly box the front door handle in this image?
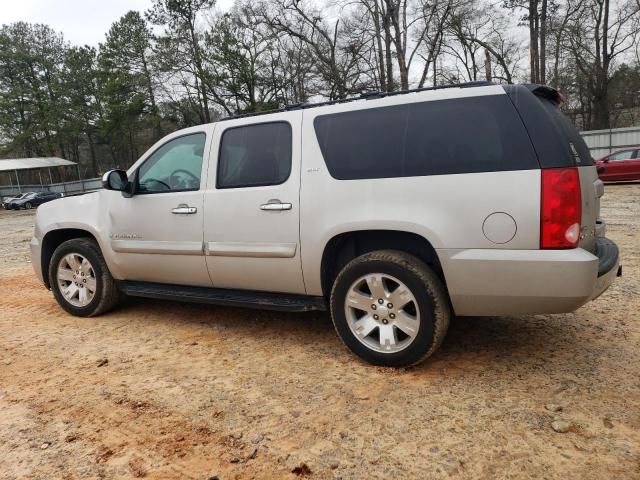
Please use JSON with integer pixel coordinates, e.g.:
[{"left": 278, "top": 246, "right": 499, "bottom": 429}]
[
  {"left": 172, "top": 204, "right": 197, "bottom": 214},
  {"left": 260, "top": 201, "right": 292, "bottom": 211}
]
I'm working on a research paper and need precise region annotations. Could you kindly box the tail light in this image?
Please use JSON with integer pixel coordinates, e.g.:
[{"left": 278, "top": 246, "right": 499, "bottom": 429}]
[{"left": 541, "top": 168, "right": 581, "bottom": 249}]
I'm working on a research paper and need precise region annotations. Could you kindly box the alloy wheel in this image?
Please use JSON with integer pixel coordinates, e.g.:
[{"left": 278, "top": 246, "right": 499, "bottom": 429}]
[
  {"left": 344, "top": 273, "right": 420, "bottom": 353},
  {"left": 56, "top": 253, "right": 97, "bottom": 307}
]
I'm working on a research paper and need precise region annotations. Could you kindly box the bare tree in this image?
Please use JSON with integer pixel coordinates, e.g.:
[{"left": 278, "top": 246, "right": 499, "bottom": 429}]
[
  {"left": 446, "top": 3, "right": 522, "bottom": 84},
  {"left": 252, "top": 0, "right": 374, "bottom": 99},
  {"left": 566, "top": 0, "right": 640, "bottom": 128}
]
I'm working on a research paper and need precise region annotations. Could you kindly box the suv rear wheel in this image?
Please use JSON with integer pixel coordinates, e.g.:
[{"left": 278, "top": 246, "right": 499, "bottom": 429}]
[
  {"left": 330, "top": 250, "right": 450, "bottom": 367},
  {"left": 48, "top": 238, "right": 121, "bottom": 317}
]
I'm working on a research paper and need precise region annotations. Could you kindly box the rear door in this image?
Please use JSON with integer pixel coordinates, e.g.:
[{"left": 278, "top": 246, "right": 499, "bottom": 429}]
[{"left": 202, "top": 112, "right": 306, "bottom": 294}]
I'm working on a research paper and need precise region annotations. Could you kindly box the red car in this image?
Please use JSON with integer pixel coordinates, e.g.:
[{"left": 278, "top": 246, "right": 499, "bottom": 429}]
[{"left": 595, "top": 147, "right": 640, "bottom": 181}]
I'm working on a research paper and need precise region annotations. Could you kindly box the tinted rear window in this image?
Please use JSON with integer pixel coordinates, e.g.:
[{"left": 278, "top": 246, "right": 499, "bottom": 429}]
[
  {"left": 217, "top": 122, "right": 292, "bottom": 188},
  {"left": 313, "top": 95, "right": 538, "bottom": 180},
  {"left": 539, "top": 99, "right": 593, "bottom": 166},
  {"left": 503, "top": 85, "right": 593, "bottom": 168}
]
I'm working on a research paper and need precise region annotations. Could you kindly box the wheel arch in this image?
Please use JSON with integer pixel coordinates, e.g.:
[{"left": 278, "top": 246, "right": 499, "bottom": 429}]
[
  {"left": 319, "top": 230, "right": 445, "bottom": 298},
  {"left": 41, "top": 228, "right": 99, "bottom": 288}
]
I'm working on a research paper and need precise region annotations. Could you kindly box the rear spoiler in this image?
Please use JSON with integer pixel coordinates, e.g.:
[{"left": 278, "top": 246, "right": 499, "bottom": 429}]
[{"left": 524, "top": 84, "right": 564, "bottom": 106}]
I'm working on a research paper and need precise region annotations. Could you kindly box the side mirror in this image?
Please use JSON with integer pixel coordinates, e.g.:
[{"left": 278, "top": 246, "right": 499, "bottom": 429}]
[
  {"left": 102, "top": 169, "right": 134, "bottom": 197},
  {"left": 102, "top": 169, "right": 127, "bottom": 191},
  {"left": 597, "top": 166, "right": 606, "bottom": 174}
]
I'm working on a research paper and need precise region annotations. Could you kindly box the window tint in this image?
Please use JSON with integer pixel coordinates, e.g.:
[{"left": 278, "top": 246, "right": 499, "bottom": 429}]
[
  {"left": 138, "top": 133, "right": 205, "bottom": 193},
  {"left": 539, "top": 99, "right": 594, "bottom": 166},
  {"left": 313, "top": 95, "right": 538, "bottom": 180},
  {"left": 217, "top": 122, "right": 292, "bottom": 188}
]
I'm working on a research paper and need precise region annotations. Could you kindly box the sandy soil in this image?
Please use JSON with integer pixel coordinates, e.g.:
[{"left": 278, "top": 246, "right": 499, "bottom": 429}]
[{"left": 0, "top": 186, "right": 639, "bottom": 479}]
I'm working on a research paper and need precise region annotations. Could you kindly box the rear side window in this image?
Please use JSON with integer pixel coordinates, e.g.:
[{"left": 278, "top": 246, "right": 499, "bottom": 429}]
[
  {"left": 503, "top": 85, "right": 593, "bottom": 167},
  {"left": 539, "top": 99, "right": 594, "bottom": 166},
  {"left": 217, "top": 122, "right": 292, "bottom": 188},
  {"left": 313, "top": 95, "right": 538, "bottom": 180}
]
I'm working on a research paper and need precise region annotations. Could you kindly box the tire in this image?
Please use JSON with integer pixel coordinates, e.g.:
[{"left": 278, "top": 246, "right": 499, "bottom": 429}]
[
  {"left": 330, "top": 250, "right": 450, "bottom": 367},
  {"left": 25, "top": 202, "right": 32, "bottom": 209},
  {"left": 48, "top": 238, "right": 122, "bottom": 317}
]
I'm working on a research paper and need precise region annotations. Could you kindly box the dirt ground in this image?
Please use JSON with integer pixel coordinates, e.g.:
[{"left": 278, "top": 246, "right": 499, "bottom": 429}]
[{"left": 0, "top": 185, "right": 638, "bottom": 480}]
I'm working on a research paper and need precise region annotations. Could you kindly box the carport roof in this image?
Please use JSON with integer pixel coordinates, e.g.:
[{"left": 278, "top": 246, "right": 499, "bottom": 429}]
[{"left": 0, "top": 157, "right": 76, "bottom": 172}]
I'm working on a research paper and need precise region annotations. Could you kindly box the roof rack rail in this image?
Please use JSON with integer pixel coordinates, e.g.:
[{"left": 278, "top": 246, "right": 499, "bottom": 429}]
[{"left": 218, "top": 80, "right": 495, "bottom": 122}]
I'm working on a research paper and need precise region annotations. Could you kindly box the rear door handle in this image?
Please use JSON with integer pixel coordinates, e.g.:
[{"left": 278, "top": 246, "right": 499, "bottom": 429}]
[
  {"left": 260, "top": 201, "right": 292, "bottom": 211},
  {"left": 172, "top": 204, "right": 197, "bottom": 214}
]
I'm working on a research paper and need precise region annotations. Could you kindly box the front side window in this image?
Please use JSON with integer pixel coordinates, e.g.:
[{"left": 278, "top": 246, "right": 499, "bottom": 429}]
[
  {"left": 217, "top": 122, "right": 292, "bottom": 188},
  {"left": 137, "top": 133, "right": 206, "bottom": 193},
  {"left": 608, "top": 150, "right": 634, "bottom": 161}
]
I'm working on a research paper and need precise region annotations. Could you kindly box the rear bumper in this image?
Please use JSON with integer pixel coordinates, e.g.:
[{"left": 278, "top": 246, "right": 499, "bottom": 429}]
[{"left": 439, "top": 238, "right": 619, "bottom": 316}]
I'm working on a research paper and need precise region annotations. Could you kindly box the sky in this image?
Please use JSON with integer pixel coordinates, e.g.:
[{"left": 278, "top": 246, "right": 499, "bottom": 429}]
[{"left": 1, "top": 0, "right": 234, "bottom": 46}]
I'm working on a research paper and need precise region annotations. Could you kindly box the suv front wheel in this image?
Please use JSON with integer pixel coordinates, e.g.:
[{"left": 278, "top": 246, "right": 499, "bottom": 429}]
[
  {"left": 49, "top": 238, "right": 122, "bottom": 317},
  {"left": 330, "top": 250, "right": 450, "bottom": 367}
]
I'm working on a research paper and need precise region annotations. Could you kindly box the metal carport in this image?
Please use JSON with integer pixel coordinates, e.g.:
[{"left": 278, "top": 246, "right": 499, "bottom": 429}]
[{"left": 0, "top": 157, "right": 79, "bottom": 192}]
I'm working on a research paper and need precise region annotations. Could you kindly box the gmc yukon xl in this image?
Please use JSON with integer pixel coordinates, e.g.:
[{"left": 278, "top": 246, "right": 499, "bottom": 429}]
[{"left": 30, "top": 82, "right": 620, "bottom": 367}]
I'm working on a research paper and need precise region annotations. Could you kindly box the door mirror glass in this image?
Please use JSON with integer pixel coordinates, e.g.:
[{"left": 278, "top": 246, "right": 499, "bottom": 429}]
[{"left": 102, "top": 169, "right": 128, "bottom": 191}]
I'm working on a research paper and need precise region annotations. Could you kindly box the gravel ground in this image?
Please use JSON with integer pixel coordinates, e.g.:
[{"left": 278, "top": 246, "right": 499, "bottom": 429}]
[{"left": 0, "top": 185, "right": 638, "bottom": 479}]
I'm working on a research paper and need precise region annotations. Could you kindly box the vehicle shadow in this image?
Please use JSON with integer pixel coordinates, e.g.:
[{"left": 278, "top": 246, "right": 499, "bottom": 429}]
[{"left": 115, "top": 296, "right": 591, "bottom": 377}]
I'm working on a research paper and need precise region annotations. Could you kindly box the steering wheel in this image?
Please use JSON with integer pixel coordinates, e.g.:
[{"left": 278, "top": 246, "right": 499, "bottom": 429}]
[
  {"left": 169, "top": 168, "right": 200, "bottom": 189},
  {"left": 142, "top": 178, "right": 170, "bottom": 190},
  {"left": 171, "top": 169, "right": 199, "bottom": 181}
]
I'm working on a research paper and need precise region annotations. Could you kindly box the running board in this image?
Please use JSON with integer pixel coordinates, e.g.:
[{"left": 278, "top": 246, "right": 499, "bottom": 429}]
[{"left": 119, "top": 281, "right": 327, "bottom": 312}]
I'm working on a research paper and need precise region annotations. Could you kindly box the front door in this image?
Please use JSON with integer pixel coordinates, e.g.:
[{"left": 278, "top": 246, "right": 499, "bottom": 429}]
[
  {"left": 603, "top": 150, "right": 635, "bottom": 181},
  {"left": 619, "top": 149, "right": 640, "bottom": 180},
  {"left": 202, "top": 112, "right": 306, "bottom": 294},
  {"left": 106, "top": 129, "right": 212, "bottom": 287}
]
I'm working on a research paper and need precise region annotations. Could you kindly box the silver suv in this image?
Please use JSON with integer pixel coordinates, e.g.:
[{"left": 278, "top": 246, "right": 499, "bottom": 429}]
[{"left": 30, "top": 82, "right": 620, "bottom": 367}]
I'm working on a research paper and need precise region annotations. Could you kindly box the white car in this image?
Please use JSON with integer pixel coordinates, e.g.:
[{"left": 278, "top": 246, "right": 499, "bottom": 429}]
[{"left": 30, "top": 81, "right": 620, "bottom": 367}]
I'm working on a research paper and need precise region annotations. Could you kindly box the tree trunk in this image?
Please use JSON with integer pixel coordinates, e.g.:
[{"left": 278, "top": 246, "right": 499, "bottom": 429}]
[
  {"left": 528, "top": 0, "right": 538, "bottom": 82},
  {"left": 189, "top": 24, "right": 211, "bottom": 123},
  {"left": 592, "top": 0, "right": 611, "bottom": 129},
  {"left": 372, "top": 0, "right": 387, "bottom": 91},
  {"left": 383, "top": 14, "right": 394, "bottom": 91},
  {"left": 592, "top": 94, "right": 610, "bottom": 129},
  {"left": 484, "top": 49, "right": 492, "bottom": 81},
  {"left": 540, "top": 0, "right": 547, "bottom": 83},
  {"left": 86, "top": 130, "right": 99, "bottom": 176},
  {"left": 141, "top": 54, "right": 163, "bottom": 139}
]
